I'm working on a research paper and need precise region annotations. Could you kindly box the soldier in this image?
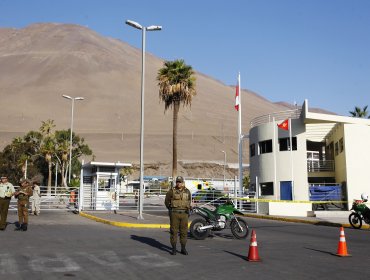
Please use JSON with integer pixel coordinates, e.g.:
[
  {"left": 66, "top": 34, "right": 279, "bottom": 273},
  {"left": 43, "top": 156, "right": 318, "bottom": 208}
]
[
  {"left": 14, "top": 178, "right": 33, "bottom": 231},
  {"left": 165, "top": 176, "right": 192, "bottom": 255},
  {"left": 0, "top": 176, "right": 15, "bottom": 231}
]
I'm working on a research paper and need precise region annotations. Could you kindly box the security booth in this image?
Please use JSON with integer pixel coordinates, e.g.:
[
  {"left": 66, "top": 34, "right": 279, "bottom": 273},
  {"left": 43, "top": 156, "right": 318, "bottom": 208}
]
[{"left": 79, "top": 161, "right": 132, "bottom": 211}]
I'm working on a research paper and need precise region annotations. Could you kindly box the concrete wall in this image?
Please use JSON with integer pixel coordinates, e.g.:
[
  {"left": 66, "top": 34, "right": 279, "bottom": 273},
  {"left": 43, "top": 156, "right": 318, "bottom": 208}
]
[
  {"left": 343, "top": 124, "right": 370, "bottom": 203},
  {"left": 268, "top": 202, "right": 311, "bottom": 216},
  {"left": 327, "top": 123, "right": 347, "bottom": 184}
]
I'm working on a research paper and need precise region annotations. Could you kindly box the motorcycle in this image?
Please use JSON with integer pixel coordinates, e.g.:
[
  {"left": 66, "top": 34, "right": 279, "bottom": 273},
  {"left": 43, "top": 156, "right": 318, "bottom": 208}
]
[
  {"left": 348, "top": 199, "right": 370, "bottom": 229},
  {"left": 190, "top": 200, "right": 249, "bottom": 240}
]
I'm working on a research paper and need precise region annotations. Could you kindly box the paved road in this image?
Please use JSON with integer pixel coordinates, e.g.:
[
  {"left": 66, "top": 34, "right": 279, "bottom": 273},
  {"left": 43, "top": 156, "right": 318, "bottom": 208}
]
[{"left": 1, "top": 211, "right": 369, "bottom": 280}]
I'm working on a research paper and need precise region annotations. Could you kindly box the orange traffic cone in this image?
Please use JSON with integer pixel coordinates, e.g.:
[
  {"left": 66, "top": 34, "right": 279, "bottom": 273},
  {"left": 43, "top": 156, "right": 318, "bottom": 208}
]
[
  {"left": 247, "top": 230, "right": 261, "bottom": 262},
  {"left": 335, "top": 227, "right": 351, "bottom": 257}
]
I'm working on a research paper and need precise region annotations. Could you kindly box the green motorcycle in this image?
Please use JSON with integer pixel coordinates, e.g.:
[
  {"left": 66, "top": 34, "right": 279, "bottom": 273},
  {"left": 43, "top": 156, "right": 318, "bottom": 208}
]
[
  {"left": 348, "top": 199, "right": 370, "bottom": 229},
  {"left": 190, "top": 200, "right": 249, "bottom": 240}
]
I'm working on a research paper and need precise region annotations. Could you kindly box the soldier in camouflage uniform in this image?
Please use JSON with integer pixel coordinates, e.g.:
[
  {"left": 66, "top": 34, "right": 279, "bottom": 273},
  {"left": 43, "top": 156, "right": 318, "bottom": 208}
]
[
  {"left": 14, "top": 178, "right": 33, "bottom": 231},
  {"left": 165, "top": 176, "right": 192, "bottom": 255}
]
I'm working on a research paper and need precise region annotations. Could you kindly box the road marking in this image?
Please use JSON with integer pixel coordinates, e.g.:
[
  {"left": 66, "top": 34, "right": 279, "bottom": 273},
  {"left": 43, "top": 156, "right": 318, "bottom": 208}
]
[
  {"left": 77, "top": 251, "right": 126, "bottom": 267},
  {"left": 1, "top": 251, "right": 179, "bottom": 274},
  {"left": 29, "top": 253, "right": 80, "bottom": 273},
  {"left": 128, "top": 253, "right": 180, "bottom": 267}
]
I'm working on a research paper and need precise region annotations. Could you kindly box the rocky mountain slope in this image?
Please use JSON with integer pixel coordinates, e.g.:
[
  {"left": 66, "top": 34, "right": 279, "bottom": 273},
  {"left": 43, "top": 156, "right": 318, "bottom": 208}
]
[{"left": 0, "top": 23, "right": 294, "bottom": 177}]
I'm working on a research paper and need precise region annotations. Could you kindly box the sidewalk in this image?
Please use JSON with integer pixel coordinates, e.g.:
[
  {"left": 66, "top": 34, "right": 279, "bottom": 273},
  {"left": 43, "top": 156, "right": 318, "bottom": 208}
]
[
  {"left": 79, "top": 210, "right": 368, "bottom": 229},
  {"left": 80, "top": 211, "right": 170, "bottom": 228}
]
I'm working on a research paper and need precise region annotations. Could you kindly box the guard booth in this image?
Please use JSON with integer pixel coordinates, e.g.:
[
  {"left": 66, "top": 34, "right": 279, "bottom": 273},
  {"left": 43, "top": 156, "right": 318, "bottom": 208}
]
[{"left": 79, "top": 161, "right": 131, "bottom": 211}]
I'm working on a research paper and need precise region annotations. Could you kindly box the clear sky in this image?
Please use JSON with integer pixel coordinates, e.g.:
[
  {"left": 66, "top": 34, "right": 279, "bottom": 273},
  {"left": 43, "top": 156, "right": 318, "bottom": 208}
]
[{"left": 1, "top": 0, "right": 369, "bottom": 116}]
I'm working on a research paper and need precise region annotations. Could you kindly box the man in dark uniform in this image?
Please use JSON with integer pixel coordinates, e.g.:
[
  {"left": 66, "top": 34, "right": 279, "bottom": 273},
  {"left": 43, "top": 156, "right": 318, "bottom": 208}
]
[
  {"left": 14, "top": 178, "right": 33, "bottom": 231},
  {"left": 0, "top": 176, "right": 15, "bottom": 230},
  {"left": 165, "top": 176, "right": 192, "bottom": 255}
]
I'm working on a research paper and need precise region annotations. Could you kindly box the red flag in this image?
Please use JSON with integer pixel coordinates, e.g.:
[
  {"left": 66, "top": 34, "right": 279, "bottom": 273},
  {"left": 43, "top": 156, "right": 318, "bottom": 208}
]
[
  {"left": 277, "top": 119, "right": 289, "bottom": 130},
  {"left": 235, "top": 83, "right": 239, "bottom": 111}
]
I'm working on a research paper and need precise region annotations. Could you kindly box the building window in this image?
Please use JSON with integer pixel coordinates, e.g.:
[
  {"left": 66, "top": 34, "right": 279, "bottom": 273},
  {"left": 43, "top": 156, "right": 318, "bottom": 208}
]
[
  {"left": 258, "top": 139, "right": 273, "bottom": 154},
  {"left": 335, "top": 141, "right": 339, "bottom": 156},
  {"left": 260, "top": 182, "right": 274, "bottom": 196},
  {"left": 279, "top": 137, "right": 297, "bottom": 151},
  {"left": 250, "top": 143, "right": 255, "bottom": 157},
  {"left": 339, "top": 138, "right": 344, "bottom": 153}
]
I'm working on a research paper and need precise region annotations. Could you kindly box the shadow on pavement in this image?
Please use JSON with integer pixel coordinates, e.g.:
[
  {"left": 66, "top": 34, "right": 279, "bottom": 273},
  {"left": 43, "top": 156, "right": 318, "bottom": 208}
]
[
  {"left": 131, "top": 235, "right": 172, "bottom": 254},
  {"left": 223, "top": 250, "right": 247, "bottom": 261},
  {"left": 304, "top": 247, "right": 334, "bottom": 256},
  {"left": 313, "top": 221, "right": 342, "bottom": 227}
]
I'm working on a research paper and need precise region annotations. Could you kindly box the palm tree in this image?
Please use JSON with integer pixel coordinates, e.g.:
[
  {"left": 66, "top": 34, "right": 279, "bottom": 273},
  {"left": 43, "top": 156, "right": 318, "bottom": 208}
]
[
  {"left": 157, "top": 59, "right": 197, "bottom": 180},
  {"left": 40, "top": 119, "right": 56, "bottom": 193},
  {"left": 41, "top": 137, "right": 55, "bottom": 193},
  {"left": 54, "top": 130, "right": 71, "bottom": 188},
  {"left": 40, "top": 119, "right": 56, "bottom": 136},
  {"left": 349, "top": 105, "right": 370, "bottom": 118}
]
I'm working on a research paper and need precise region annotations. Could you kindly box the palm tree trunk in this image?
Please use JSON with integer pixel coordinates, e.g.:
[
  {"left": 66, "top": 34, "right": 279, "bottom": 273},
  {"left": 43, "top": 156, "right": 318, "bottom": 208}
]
[
  {"left": 172, "top": 100, "right": 180, "bottom": 181},
  {"left": 61, "top": 162, "right": 67, "bottom": 188},
  {"left": 47, "top": 161, "right": 52, "bottom": 194}
]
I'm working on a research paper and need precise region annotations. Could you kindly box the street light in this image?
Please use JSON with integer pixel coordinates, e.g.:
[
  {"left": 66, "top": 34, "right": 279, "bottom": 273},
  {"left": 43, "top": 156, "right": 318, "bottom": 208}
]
[
  {"left": 126, "top": 19, "right": 162, "bottom": 220},
  {"left": 221, "top": 151, "right": 227, "bottom": 189},
  {"left": 62, "top": 94, "right": 84, "bottom": 184}
]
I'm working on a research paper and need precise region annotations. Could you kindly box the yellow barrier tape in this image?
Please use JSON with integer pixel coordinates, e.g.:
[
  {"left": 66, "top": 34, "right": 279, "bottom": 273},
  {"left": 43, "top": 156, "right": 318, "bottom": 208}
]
[{"left": 236, "top": 197, "right": 353, "bottom": 204}]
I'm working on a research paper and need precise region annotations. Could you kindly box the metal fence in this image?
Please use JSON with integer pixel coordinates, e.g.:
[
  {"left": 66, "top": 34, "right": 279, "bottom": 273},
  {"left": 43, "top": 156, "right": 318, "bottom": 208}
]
[
  {"left": 8, "top": 185, "right": 257, "bottom": 213},
  {"left": 250, "top": 108, "right": 302, "bottom": 128},
  {"left": 117, "top": 189, "right": 257, "bottom": 213},
  {"left": 307, "top": 160, "right": 335, "bottom": 172},
  {"left": 9, "top": 186, "right": 77, "bottom": 212}
]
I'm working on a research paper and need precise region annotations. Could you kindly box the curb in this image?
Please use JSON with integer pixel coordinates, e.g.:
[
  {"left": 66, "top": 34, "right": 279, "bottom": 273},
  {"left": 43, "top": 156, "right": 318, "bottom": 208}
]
[
  {"left": 80, "top": 211, "right": 369, "bottom": 230},
  {"left": 79, "top": 212, "right": 170, "bottom": 229},
  {"left": 242, "top": 213, "right": 357, "bottom": 228}
]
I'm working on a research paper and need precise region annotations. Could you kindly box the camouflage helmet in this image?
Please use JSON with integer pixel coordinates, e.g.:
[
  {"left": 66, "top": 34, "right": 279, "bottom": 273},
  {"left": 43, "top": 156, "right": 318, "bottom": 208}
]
[
  {"left": 175, "top": 176, "right": 184, "bottom": 183},
  {"left": 19, "top": 178, "right": 31, "bottom": 185}
]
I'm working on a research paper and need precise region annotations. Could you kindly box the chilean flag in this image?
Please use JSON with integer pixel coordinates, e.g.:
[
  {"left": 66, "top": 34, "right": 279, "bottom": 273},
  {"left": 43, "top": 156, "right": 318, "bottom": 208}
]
[
  {"left": 277, "top": 119, "right": 289, "bottom": 130},
  {"left": 235, "top": 82, "right": 240, "bottom": 111}
]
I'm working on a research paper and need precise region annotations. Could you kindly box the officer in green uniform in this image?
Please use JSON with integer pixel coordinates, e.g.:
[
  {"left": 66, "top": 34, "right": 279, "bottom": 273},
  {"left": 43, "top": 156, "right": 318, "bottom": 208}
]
[
  {"left": 165, "top": 176, "right": 192, "bottom": 255},
  {"left": 0, "top": 176, "right": 15, "bottom": 231},
  {"left": 14, "top": 178, "right": 33, "bottom": 231}
]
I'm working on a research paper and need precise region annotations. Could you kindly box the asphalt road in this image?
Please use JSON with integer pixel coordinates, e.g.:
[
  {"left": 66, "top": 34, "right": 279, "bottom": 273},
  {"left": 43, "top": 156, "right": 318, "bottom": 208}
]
[{"left": 1, "top": 211, "right": 369, "bottom": 280}]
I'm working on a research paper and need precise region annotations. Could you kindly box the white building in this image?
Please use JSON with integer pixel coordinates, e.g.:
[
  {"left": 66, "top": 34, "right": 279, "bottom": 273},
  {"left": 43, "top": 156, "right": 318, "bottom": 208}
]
[
  {"left": 80, "top": 161, "right": 131, "bottom": 211},
  {"left": 249, "top": 100, "right": 370, "bottom": 216}
]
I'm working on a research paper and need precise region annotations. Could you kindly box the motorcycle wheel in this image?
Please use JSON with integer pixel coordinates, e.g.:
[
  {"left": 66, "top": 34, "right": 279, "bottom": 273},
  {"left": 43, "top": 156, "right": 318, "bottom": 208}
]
[
  {"left": 230, "top": 218, "right": 249, "bottom": 239},
  {"left": 349, "top": 212, "right": 362, "bottom": 229},
  {"left": 190, "top": 218, "right": 210, "bottom": 240}
]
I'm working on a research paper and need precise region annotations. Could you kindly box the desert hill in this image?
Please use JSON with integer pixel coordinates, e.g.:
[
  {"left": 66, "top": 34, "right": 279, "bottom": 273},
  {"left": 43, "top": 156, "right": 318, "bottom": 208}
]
[{"left": 0, "top": 23, "right": 295, "bottom": 177}]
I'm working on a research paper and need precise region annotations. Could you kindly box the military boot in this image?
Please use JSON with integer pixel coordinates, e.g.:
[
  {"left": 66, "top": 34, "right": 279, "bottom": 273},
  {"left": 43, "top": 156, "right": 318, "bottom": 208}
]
[
  {"left": 21, "top": 223, "right": 28, "bottom": 231},
  {"left": 14, "top": 224, "right": 22, "bottom": 231},
  {"left": 181, "top": 245, "right": 188, "bottom": 255},
  {"left": 171, "top": 246, "right": 177, "bottom": 255}
]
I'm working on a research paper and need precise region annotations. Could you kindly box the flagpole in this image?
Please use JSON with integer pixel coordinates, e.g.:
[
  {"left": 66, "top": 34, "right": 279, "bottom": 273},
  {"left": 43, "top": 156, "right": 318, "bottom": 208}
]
[
  {"left": 273, "top": 117, "right": 277, "bottom": 201},
  {"left": 289, "top": 118, "right": 295, "bottom": 200},
  {"left": 237, "top": 72, "right": 243, "bottom": 208}
]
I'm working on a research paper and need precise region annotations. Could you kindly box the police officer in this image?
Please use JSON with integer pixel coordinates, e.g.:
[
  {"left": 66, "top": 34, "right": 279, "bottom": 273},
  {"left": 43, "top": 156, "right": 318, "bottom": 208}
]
[
  {"left": 0, "top": 176, "right": 15, "bottom": 231},
  {"left": 165, "top": 176, "right": 192, "bottom": 255},
  {"left": 14, "top": 178, "right": 33, "bottom": 231}
]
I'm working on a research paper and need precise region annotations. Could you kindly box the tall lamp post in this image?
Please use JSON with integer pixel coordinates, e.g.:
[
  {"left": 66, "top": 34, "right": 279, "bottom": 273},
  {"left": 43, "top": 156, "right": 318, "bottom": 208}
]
[
  {"left": 221, "top": 150, "right": 227, "bottom": 189},
  {"left": 62, "top": 94, "right": 84, "bottom": 184},
  {"left": 126, "top": 19, "right": 162, "bottom": 220}
]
